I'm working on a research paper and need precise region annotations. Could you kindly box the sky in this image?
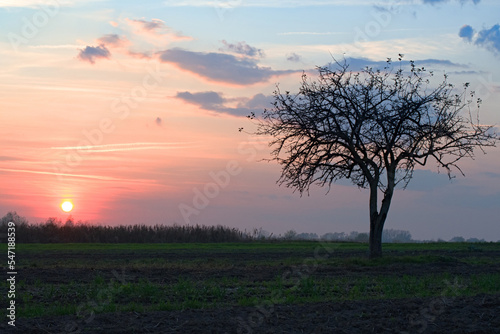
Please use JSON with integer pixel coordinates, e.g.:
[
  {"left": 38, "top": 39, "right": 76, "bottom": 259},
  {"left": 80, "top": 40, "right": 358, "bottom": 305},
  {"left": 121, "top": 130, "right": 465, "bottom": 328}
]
[{"left": 0, "top": 0, "right": 499, "bottom": 241}]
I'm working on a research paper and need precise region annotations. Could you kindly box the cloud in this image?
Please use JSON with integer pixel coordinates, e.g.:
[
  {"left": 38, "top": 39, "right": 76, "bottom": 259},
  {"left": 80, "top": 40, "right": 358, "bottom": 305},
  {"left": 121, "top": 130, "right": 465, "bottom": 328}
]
[
  {"left": 475, "top": 24, "right": 500, "bottom": 54},
  {"left": 158, "top": 48, "right": 295, "bottom": 85},
  {"left": 482, "top": 172, "right": 500, "bottom": 179},
  {"left": 459, "top": 24, "right": 500, "bottom": 55},
  {"left": 0, "top": 167, "right": 124, "bottom": 182},
  {"left": 132, "top": 18, "right": 165, "bottom": 31},
  {"left": 422, "top": 0, "right": 480, "bottom": 4},
  {"left": 97, "top": 34, "right": 129, "bottom": 48},
  {"left": 125, "top": 18, "right": 191, "bottom": 41},
  {"left": 245, "top": 93, "right": 274, "bottom": 109},
  {"left": 459, "top": 25, "right": 474, "bottom": 41},
  {"left": 161, "top": 1, "right": 406, "bottom": 8},
  {"left": 447, "top": 70, "right": 484, "bottom": 75},
  {"left": 77, "top": 33, "right": 150, "bottom": 63},
  {"left": 175, "top": 91, "right": 274, "bottom": 117},
  {"left": 176, "top": 91, "right": 225, "bottom": 109},
  {"left": 405, "top": 169, "right": 452, "bottom": 191},
  {"left": 0, "top": 156, "right": 18, "bottom": 161},
  {"left": 287, "top": 53, "right": 302, "bottom": 62},
  {"left": 76, "top": 17, "right": 190, "bottom": 63},
  {"left": 219, "top": 40, "right": 264, "bottom": 58},
  {"left": 279, "top": 32, "right": 344, "bottom": 36},
  {"left": 328, "top": 57, "right": 465, "bottom": 71},
  {"left": 0, "top": 0, "right": 100, "bottom": 7},
  {"left": 77, "top": 45, "right": 111, "bottom": 64},
  {"left": 417, "top": 58, "right": 466, "bottom": 67},
  {"left": 128, "top": 50, "right": 152, "bottom": 59},
  {"left": 51, "top": 142, "right": 197, "bottom": 153}
]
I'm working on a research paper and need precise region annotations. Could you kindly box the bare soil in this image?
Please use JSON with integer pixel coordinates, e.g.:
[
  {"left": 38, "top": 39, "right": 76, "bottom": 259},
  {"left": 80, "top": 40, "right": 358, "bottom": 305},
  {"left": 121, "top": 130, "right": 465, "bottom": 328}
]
[
  {"left": 3, "top": 294, "right": 499, "bottom": 334},
  {"left": 1, "top": 247, "right": 499, "bottom": 334}
]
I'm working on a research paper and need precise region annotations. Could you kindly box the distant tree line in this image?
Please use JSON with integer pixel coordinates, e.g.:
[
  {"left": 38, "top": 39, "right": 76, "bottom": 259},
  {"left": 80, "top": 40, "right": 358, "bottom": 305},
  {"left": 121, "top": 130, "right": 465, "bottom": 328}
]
[
  {"left": 0, "top": 212, "right": 492, "bottom": 243},
  {"left": 281, "top": 229, "right": 488, "bottom": 243},
  {"left": 282, "top": 229, "right": 412, "bottom": 243},
  {"left": 0, "top": 212, "right": 248, "bottom": 243}
]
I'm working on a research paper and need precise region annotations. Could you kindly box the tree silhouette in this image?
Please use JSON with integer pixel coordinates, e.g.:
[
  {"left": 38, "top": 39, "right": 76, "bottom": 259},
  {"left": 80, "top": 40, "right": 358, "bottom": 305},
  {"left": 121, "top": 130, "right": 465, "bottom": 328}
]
[{"left": 252, "top": 56, "right": 498, "bottom": 258}]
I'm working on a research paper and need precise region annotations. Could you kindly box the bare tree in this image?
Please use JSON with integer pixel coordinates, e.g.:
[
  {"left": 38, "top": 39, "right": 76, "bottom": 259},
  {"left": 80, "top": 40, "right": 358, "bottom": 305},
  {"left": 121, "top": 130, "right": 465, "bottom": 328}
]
[{"left": 252, "top": 56, "right": 498, "bottom": 258}]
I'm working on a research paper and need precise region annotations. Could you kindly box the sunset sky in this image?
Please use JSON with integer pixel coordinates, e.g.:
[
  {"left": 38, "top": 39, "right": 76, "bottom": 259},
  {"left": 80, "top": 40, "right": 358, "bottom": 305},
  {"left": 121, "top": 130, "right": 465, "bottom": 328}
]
[{"left": 1, "top": 0, "right": 499, "bottom": 241}]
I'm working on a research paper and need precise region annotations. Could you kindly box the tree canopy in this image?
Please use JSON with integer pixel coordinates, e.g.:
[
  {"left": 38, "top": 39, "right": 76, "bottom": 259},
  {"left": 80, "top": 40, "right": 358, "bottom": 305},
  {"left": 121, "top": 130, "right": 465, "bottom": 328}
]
[{"left": 252, "top": 56, "right": 498, "bottom": 258}]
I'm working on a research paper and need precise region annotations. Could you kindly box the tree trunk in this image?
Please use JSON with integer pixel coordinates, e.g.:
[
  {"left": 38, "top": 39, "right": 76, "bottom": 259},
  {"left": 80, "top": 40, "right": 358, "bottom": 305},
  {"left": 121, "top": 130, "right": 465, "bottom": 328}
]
[
  {"left": 368, "top": 170, "right": 395, "bottom": 259},
  {"left": 369, "top": 212, "right": 386, "bottom": 258}
]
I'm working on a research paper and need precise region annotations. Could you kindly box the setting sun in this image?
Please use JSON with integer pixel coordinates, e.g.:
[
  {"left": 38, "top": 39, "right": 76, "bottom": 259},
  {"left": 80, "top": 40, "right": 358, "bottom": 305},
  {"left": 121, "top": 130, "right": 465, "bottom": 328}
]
[{"left": 61, "top": 201, "right": 74, "bottom": 213}]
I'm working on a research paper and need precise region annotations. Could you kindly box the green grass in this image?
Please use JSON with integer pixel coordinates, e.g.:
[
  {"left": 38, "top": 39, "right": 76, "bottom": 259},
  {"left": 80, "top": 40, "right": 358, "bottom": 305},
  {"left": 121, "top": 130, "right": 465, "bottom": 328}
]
[
  {"left": 15, "top": 271, "right": 498, "bottom": 317},
  {"left": 334, "top": 254, "right": 461, "bottom": 267},
  {"left": 3, "top": 240, "right": 498, "bottom": 253},
  {"left": 1, "top": 241, "right": 333, "bottom": 252}
]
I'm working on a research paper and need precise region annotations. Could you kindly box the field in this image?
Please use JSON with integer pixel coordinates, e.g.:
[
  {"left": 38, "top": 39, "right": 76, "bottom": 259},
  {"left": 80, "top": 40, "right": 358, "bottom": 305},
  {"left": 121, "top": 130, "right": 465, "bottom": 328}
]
[{"left": 1, "top": 241, "right": 499, "bottom": 333}]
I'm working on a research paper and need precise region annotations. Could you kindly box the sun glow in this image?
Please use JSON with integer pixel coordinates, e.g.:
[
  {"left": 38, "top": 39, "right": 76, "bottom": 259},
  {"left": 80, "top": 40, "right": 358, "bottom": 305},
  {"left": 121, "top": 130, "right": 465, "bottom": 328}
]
[{"left": 61, "top": 201, "right": 73, "bottom": 213}]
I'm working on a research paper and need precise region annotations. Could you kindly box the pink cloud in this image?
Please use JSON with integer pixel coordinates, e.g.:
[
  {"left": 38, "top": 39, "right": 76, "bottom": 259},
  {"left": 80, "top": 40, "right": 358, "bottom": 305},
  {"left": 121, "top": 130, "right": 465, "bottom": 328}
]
[
  {"left": 219, "top": 40, "right": 265, "bottom": 58},
  {"left": 125, "top": 18, "right": 192, "bottom": 42},
  {"left": 158, "top": 48, "right": 297, "bottom": 85},
  {"left": 97, "top": 34, "right": 130, "bottom": 48},
  {"left": 175, "top": 91, "right": 274, "bottom": 117},
  {"left": 76, "top": 18, "right": 192, "bottom": 64},
  {"left": 77, "top": 45, "right": 111, "bottom": 64},
  {"left": 127, "top": 50, "right": 152, "bottom": 59}
]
